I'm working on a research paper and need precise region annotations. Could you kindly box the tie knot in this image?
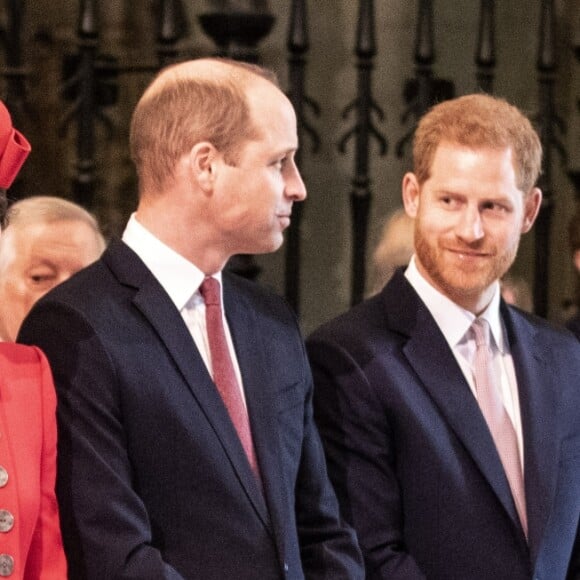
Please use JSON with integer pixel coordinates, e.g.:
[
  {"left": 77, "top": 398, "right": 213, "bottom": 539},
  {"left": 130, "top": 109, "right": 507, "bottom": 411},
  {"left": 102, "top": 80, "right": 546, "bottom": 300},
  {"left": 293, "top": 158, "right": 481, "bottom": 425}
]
[
  {"left": 200, "top": 277, "right": 221, "bottom": 306},
  {"left": 471, "top": 318, "right": 490, "bottom": 348}
]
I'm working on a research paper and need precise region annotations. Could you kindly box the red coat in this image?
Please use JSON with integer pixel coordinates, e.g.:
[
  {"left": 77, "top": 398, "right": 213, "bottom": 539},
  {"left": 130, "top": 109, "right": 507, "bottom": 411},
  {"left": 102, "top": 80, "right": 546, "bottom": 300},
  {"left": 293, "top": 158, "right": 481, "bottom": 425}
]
[{"left": 0, "top": 344, "right": 66, "bottom": 579}]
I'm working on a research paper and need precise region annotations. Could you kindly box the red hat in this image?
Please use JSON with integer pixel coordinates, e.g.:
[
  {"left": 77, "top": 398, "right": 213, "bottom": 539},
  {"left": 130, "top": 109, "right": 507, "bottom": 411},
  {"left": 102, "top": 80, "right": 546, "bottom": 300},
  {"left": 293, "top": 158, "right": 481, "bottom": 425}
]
[{"left": 0, "top": 100, "right": 31, "bottom": 189}]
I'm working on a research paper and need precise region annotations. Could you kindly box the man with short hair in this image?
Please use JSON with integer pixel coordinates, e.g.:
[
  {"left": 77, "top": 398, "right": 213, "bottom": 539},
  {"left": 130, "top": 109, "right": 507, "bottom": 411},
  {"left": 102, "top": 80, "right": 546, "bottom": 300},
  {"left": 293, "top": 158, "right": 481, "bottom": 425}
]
[
  {"left": 307, "top": 94, "right": 580, "bottom": 579},
  {"left": 19, "top": 58, "right": 363, "bottom": 579},
  {"left": 0, "top": 195, "right": 105, "bottom": 341}
]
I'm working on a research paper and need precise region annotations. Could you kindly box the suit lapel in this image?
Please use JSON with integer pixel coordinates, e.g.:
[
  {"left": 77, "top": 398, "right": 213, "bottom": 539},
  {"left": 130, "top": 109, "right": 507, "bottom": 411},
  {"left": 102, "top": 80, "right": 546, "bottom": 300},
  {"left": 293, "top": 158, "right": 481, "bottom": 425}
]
[
  {"left": 503, "top": 306, "right": 559, "bottom": 560},
  {"left": 223, "top": 274, "right": 288, "bottom": 555},
  {"left": 103, "top": 242, "right": 269, "bottom": 526},
  {"left": 385, "top": 272, "right": 524, "bottom": 534}
]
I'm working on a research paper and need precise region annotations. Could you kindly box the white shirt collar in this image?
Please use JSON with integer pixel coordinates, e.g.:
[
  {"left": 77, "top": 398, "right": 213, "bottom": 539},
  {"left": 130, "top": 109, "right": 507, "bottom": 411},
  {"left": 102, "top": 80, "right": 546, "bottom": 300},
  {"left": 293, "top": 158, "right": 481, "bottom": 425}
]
[
  {"left": 404, "top": 255, "right": 505, "bottom": 353},
  {"left": 121, "top": 213, "right": 222, "bottom": 311}
]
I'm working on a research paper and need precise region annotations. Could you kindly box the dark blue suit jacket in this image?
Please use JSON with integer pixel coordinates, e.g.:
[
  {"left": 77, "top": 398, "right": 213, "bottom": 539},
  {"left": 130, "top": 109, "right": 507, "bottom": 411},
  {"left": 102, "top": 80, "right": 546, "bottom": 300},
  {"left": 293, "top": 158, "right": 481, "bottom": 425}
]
[
  {"left": 18, "top": 240, "right": 363, "bottom": 580},
  {"left": 566, "top": 312, "right": 580, "bottom": 341},
  {"left": 307, "top": 270, "right": 580, "bottom": 580}
]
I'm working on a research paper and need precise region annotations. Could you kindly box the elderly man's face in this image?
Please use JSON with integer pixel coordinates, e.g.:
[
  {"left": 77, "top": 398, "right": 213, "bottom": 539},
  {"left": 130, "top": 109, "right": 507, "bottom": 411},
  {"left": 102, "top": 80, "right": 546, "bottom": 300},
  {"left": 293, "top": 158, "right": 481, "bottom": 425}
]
[{"left": 0, "top": 219, "right": 103, "bottom": 341}]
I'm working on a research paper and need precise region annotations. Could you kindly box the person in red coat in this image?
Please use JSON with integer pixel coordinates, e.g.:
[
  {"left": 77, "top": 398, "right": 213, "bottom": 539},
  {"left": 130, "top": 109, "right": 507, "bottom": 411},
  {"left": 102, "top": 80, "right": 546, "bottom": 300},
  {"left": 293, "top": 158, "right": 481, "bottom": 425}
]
[{"left": 0, "top": 100, "right": 67, "bottom": 579}]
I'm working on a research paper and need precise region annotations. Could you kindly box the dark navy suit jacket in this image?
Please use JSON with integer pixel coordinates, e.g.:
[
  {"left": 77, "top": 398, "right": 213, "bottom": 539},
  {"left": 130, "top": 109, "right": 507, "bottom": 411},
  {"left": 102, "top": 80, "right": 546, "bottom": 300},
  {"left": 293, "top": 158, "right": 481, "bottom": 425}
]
[
  {"left": 566, "top": 312, "right": 580, "bottom": 341},
  {"left": 307, "top": 269, "right": 580, "bottom": 580},
  {"left": 18, "top": 240, "right": 363, "bottom": 580}
]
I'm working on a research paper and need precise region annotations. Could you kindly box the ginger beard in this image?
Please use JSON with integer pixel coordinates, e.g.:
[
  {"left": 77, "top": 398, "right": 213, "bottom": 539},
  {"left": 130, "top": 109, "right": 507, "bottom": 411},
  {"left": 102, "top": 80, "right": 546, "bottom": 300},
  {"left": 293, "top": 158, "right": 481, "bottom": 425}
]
[{"left": 413, "top": 212, "right": 521, "bottom": 307}]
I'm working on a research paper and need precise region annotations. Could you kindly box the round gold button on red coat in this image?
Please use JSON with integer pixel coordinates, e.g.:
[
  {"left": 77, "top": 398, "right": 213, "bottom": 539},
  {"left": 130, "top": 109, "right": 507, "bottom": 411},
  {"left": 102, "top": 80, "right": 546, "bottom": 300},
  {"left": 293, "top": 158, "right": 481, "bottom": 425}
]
[
  {"left": 0, "top": 553, "right": 14, "bottom": 576},
  {"left": 0, "top": 467, "right": 8, "bottom": 488},
  {"left": 0, "top": 510, "right": 14, "bottom": 533}
]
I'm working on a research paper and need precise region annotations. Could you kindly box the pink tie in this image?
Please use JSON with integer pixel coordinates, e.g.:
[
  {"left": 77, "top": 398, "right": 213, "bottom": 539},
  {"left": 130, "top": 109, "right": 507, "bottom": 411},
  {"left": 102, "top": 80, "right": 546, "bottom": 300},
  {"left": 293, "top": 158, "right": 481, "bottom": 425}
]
[
  {"left": 471, "top": 318, "right": 527, "bottom": 536},
  {"left": 200, "top": 277, "right": 261, "bottom": 480}
]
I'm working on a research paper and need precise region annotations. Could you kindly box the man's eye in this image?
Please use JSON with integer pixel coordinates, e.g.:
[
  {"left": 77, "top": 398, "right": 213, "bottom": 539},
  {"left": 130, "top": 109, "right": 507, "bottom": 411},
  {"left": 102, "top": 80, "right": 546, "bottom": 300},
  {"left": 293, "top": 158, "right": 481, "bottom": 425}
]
[
  {"left": 441, "top": 196, "right": 459, "bottom": 208},
  {"left": 29, "top": 273, "right": 56, "bottom": 285},
  {"left": 273, "top": 157, "right": 288, "bottom": 170},
  {"left": 482, "top": 201, "right": 508, "bottom": 213}
]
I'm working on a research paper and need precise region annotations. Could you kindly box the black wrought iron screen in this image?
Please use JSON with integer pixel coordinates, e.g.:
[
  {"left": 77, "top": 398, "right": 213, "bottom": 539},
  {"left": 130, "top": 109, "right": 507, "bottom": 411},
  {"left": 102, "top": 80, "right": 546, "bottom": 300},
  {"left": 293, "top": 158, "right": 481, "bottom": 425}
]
[{"left": 1, "top": 0, "right": 578, "bottom": 321}]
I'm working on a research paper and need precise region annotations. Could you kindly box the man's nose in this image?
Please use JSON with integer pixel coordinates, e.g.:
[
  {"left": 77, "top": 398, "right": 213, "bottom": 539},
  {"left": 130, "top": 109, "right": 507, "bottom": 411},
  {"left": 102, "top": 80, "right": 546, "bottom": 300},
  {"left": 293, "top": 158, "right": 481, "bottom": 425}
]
[
  {"left": 456, "top": 206, "right": 484, "bottom": 242},
  {"left": 285, "top": 160, "right": 307, "bottom": 201}
]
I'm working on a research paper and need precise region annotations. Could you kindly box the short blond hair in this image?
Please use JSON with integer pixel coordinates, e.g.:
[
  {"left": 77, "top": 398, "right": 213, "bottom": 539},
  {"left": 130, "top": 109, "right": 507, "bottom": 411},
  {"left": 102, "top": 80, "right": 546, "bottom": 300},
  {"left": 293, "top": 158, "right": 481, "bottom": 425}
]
[{"left": 130, "top": 58, "right": 278, "bottom": 193}]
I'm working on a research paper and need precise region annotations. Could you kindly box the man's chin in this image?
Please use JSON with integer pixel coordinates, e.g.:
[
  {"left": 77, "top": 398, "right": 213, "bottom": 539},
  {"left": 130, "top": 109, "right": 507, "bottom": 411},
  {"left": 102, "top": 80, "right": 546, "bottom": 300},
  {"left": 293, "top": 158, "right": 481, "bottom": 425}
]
[
  {"left": 434, "top": 271, "right": 496, "bottom": 298},
  {"left": 240, "top": 238, "right": 284, "bottom": 257}
]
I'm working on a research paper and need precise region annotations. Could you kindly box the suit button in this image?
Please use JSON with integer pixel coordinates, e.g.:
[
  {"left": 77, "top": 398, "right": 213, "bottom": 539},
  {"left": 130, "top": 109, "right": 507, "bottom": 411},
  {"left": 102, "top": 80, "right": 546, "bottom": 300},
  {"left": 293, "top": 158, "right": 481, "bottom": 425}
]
[
  {"left": 0, "top": 554, "right": 13, "bottom": 576},
  {"left": 0, "top": 511, "right": 14, "bottom": 533},
  {"left": 0, "top": 468, "right": 7, "bottom": 488}
]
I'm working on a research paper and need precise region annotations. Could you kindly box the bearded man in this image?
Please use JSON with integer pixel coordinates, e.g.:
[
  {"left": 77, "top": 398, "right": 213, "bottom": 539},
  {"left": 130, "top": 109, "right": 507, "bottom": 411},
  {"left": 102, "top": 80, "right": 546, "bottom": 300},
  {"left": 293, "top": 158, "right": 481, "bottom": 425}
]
[{"left": 307, "top": 94, "right": 580, "bottom": 580}]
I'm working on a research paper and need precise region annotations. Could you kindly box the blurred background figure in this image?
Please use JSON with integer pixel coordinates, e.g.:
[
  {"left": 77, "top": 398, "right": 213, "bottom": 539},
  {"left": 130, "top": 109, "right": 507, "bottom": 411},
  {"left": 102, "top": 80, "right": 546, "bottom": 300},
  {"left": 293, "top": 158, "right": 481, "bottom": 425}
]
[
  {"left": 368, "top": 208, "right": 415, "bottom": 295},
  {"left": 565, "top": 206, "right": 580, "bottom": 339},
  {"left": 500, "top": 272, "right": 533, "bottom": 312},
  {"left": 0, "top": 195, "right": 106, "bottom": 342}
]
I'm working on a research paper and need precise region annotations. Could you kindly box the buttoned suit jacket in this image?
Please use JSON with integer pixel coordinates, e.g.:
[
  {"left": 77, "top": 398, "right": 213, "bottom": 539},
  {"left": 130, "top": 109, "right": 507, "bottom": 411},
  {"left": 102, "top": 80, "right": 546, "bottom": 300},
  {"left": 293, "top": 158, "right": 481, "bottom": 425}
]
[
  {"left": 306, "top": 269, "right": 580, "bottom": 580},
  {"left": 566, "top": 312, "right": 580, "bottom": 341},
  {"left": 18, "top": 240, "right": 363, "bottom": 580},
  {"left": 0, "top": 344, "right": 67, "bottom": 579}
]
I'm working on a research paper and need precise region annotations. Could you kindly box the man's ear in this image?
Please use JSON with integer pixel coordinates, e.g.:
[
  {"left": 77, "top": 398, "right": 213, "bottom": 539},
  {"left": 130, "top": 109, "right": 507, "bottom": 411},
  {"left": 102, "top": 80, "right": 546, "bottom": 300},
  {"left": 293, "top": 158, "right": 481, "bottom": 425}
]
[
  {"left": 574, "top": 248, "right": 580, "bottom": 273},
  {"left": 188, "top": 142, "right": 218, "bottom": 194},
  {"left": 402, "top": 172, "right": 421, "bottom": 218},
  {"left": 521, "top": 187, "right": 542, "bottom": 233}
]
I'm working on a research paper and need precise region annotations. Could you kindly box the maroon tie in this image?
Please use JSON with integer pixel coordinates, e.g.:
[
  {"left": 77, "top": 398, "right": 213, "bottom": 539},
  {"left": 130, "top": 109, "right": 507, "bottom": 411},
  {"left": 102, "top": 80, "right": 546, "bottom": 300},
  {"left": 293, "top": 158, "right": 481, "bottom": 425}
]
[
  {"left": 471, "top": 318, "right": 527, "bottom": 536},
  {"left": 200, "top": 277, "right": 261, "bottom": 479}
]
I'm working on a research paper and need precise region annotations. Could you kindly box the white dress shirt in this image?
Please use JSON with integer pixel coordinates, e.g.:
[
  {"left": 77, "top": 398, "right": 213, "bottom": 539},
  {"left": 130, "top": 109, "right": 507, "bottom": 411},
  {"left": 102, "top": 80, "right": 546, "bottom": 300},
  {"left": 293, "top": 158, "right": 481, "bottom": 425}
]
[
  {"left": 405, "top": 256, "right": 524, "bottom": 468},
  {"left": 122, "top": 213, "right": 246, "bottom": 403}
]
